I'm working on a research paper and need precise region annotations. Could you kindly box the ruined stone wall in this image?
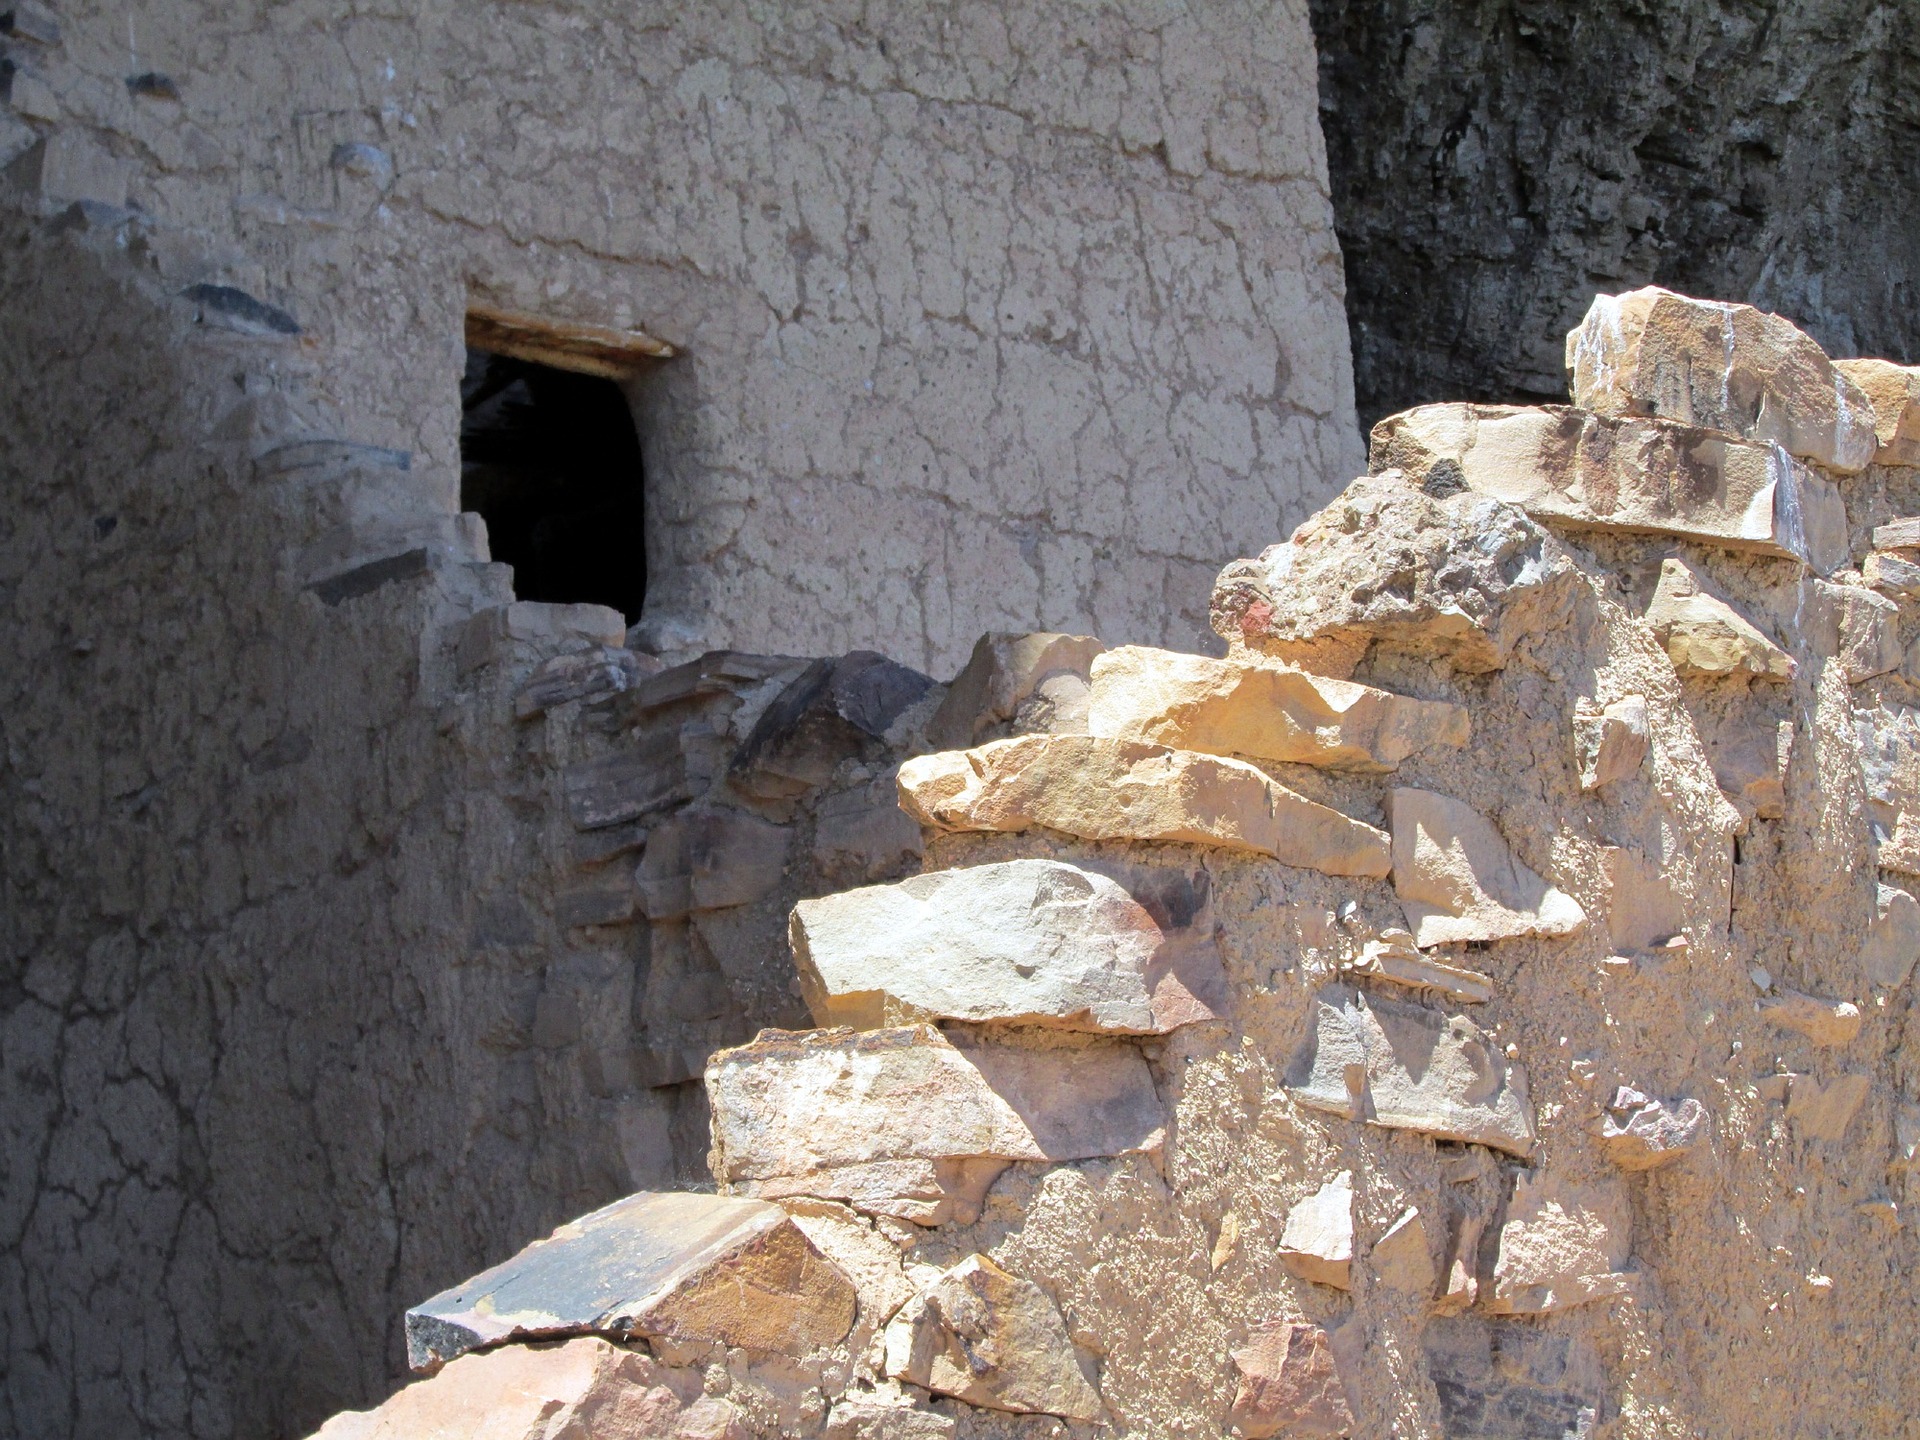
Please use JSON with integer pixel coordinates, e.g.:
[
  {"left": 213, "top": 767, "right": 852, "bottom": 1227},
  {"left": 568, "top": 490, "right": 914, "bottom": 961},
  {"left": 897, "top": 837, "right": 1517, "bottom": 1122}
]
[
  {"left": 1308, "top": 0, "right": 1920, "bottom": 428},
  {"left": 310, "top": 290, "right": 1920, "bottom": 1440},
  {"left": 6, "top": 0, "right": 1360, "bottom": 673}
]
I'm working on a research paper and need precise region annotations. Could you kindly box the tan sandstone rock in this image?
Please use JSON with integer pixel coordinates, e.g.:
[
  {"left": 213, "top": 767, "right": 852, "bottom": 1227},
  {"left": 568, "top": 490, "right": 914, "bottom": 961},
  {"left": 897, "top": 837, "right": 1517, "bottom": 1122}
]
[
  {"left": 1761, "top": 990, "right": 1864, "bottom": 1047},
  {"left": 311, "top": 1336, "right": 742, "bottom": 1440},
  {"left": 1433, "top": 1214, "right": 1485, "bottom": 1316},
  {"left": 896, "top": 735, "right": 1391, "bottom": 877},
  {"left": 1645, "top": 557, "right": 1796, "bottom": 682},
  {"left": 1866, "top": 549, "right": 1920, "bottom": 599},
  {"left": 1288, "top": 987, "right": 1538, "bottom": 1156},
  {"left": 1372, "top": 1208, "right": 1438, "bottom": 1296},
  {"left": 824, "top": 1396, "right": 956, "bottom": 1440},
  {"left": 1865, "top": 548, "right": 1920, "bottom": 598},
  {"left": 1856, "top": 702, "right": 1920, "bottom": 875},
  {"left": 1599, "top": 1088, "right": 1710, "bottom": 1171},
  {"left": 926, "top": 631, "right": 1105, "bottom": 749},
  {"left": 1227, "top": 1320, "right": 1355, "bottom": 1439},
  {"left": 1342, "top": 928, "right": 1494, "bottom": 1004},
  {"left": 1278, "top": 1172, "right": 1354, "bottom": 1289},
  {"left": 1810, "top": 582, "right": 1904, "bottom": 684},
  {"left": 883, "top": 1255, "right": 1102, "bottom": 1421},
  {"left": 1787, "top": 1073, "right": 1873, "bottom": 1142},
  {"left": 1833, "top": 358, "right": 1920, "bottom": 467},
  {"left": 1566, "top": 286, "right": 1877, "bottom": 474},
  {"left": 1210, "top": 470, "right": 1582, "bottom": 674},
  {"left": 1875, "top": 517, "right": 1920, "bottom": 551},
  {"left": 788, "top": 859, "right": 1223, "bottom": 1034},
  {"left": 1859, "top": 883, "right": 1920, "bottom": 989},
  {"left": 1372, "top": 402, "right": 1849, "bottom": 573},
  {"left": 706, "top": 1026, "right": 1162, "bottom": 1225},
  {"left": 403, "top": 1191, "right": 856, "bottom": 1369},
  {"left": 1602, "top": 846, "right": 1691, "bottom": 954},
  {"left": 1489, "top": 1174, "right": 1634, "bottom": 1315},
  {"left": 1085, "top": 644, "right": 1468, "bottom": 771},
  {"left": 1700, "top": 710, "right": 1794, "bottom": 823},
  {"left": 1389, "top": 787, "right": 1587, "bottom": 947},
  {"left": 780, "top": 1200, "right": 918, "bottom": 1343},
  {"left": 1573, "top": 695, "right": 1651, "bottom": 790}
]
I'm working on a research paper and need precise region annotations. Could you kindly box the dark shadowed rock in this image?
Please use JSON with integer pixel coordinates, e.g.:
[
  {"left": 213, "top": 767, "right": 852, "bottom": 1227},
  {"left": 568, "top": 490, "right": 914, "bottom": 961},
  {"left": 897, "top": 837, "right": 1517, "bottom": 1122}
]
[
  {"left": 1424, "top": 1316, "right": 1607, "bottom": 1439},
  {"left": 731, "top": 652, "right": 935, "bottom": 800}
]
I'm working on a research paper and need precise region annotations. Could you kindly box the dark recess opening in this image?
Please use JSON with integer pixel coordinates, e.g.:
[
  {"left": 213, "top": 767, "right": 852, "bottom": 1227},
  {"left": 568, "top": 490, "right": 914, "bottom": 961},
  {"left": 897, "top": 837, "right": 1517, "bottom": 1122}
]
[{"left": 460, "top": 347, "right": 646, "bottom": 623}]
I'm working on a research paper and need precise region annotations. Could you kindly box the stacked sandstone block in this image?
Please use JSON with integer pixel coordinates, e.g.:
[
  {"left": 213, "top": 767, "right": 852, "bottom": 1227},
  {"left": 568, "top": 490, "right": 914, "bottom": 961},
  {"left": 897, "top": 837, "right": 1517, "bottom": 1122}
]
[{"left": 314, "top": 288, "right": 1920, "bottom": 1438}]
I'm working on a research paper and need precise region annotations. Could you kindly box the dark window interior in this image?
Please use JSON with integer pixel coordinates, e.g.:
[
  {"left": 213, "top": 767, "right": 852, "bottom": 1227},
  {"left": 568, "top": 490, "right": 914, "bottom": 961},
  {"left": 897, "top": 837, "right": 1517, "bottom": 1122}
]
[{"left": 459, "top": 347, "right": 646, "bottom": 624}]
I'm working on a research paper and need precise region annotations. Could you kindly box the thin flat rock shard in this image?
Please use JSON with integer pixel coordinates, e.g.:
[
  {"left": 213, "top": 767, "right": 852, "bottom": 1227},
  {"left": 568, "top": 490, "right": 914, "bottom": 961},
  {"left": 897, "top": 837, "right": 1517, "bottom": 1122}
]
[
  {"left": 404, "top": 1191, "right": 855, "bottom": 1370},
  {"left": 1343, "top": 929, "right": 1494, "bottom": 1003},
  {"left": 1086, "top": 644, "right": 1468, "bottom": 771},
  {"left": 897, "top": 734, "right": 1391, "bottom": 877},
  {"left": 1288, "top": 986, "right": 1537, "bottom": 1157}
]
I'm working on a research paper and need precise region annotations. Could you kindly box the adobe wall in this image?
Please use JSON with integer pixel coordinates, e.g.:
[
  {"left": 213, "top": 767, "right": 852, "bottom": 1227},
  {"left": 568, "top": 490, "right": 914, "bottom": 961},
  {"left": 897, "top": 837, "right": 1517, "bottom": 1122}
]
[
  {"left": 8, "top": 0, "right": 1361, "bottom": 674},
  {"left": 0, "top": 4, "right": 1358, "bottom": 1439},
  {"left": 0, "top": 200, "right": 947, "bottom": 1438}
]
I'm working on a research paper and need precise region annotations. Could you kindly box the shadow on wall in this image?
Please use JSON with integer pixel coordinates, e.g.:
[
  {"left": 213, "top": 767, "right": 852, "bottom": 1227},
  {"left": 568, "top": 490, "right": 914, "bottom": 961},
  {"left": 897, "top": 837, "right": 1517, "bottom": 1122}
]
[{"left": 1308, "top": 0, "right": 1920, "bottom": 429}]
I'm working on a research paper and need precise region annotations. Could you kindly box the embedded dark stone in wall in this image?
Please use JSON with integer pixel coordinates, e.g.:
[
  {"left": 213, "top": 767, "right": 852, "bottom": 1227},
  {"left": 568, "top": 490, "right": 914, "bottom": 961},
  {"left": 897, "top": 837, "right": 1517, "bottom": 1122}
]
[
  {"left": 1308, "top": 0, "right": 1920, "bottom": 429},
  {"left": 730, "top": 651, "right": 936, "bottom": 802}
]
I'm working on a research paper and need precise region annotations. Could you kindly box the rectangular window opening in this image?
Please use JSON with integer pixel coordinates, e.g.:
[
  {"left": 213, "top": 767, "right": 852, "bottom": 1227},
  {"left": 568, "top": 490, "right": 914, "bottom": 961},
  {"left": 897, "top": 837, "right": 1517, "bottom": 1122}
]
[{"left": 459, "top": 306, "right": 672, "bottom": 626}]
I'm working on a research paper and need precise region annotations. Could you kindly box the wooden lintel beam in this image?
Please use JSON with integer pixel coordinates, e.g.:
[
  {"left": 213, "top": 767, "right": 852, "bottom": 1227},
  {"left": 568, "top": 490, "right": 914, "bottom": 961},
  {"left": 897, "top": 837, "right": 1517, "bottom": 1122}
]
[{"left": 464, "top": 304, "right": 677, "bottom": 378}]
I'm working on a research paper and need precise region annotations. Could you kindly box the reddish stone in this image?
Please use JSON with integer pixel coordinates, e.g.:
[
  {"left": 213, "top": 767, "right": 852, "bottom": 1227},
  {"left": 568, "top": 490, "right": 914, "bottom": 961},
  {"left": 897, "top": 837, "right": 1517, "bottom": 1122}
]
[
  {"left": 1228, "top": 1321, "right": 1354, "bottom": 1438},
  {"left": 308, "top": 1336, "right": 748, "bottom": 1439}
]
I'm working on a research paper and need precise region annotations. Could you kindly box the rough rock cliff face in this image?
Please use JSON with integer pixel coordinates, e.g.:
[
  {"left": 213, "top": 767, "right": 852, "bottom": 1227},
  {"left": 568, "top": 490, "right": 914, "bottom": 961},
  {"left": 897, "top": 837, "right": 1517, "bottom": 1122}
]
[{"left": 1310, "top": 0, "right": 1920, "bottom": 427}]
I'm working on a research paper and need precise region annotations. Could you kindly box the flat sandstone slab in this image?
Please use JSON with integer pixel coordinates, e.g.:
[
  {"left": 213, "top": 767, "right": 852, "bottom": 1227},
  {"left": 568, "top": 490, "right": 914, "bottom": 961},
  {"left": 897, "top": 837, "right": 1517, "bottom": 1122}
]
[
  {"left": 884, "top": 1254, "right": 1103, "bottom": 1421},
  {"left": 707, "top": 1025, "right": 1163, "bottom": 1224},
  {"left": 790, "top": 859, "right": 1224, "bottom": 1034},
  {"left": 404, "top": 1192, "right": 854, "bottom": 1370},
  {"left": 1087, "top": 644, "right": 1468, "bottom": 771},
  {"left": 312, "top": 1336, "right": 741, "bottom": 1440},
  {"left": 896, "top": 734, "right": 1390, "bottom": 877},
  {"left": 1289, "top": 986, "right": 1537, "bottom": 1157},
  {"left": 1390, "top": 788, "right": 1587, "bottom": 947},
  {"left": 1489, "top": 1174, "right": 1634, "bottom": 1315},
  {"left": 1566, "top": 285, "right": 1877, "bottom": 474},
  {"left": 1371, "top": 401, "right": 1847, "bottom": 573}
]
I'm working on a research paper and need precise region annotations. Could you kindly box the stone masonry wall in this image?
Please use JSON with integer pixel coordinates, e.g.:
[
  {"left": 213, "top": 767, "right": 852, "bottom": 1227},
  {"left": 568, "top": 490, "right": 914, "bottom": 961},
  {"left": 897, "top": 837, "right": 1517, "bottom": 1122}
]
[{"left": 314, "top": 289, "right": 1920, "bottom": 1439}]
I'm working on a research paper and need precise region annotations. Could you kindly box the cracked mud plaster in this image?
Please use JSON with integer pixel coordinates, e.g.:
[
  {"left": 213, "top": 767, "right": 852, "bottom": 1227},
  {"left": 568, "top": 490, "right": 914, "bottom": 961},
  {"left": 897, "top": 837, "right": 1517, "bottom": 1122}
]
[
  {"left": 2, "top": 3, "right": 1357, "bottom": 1437},
  {"left": 0, "top": 225, "right": 681, "bottom": 1440},
  {"left": 28, "top": 0, "right": 1359, "bottom": 676}
]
